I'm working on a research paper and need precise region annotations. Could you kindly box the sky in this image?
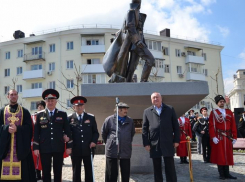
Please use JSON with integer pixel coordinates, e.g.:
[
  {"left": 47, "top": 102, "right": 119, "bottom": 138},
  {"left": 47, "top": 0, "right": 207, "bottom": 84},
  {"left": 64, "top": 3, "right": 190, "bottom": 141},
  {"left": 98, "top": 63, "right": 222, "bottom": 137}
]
[{"left": 0, "top": 0, "right": 244, "bottom": 94}]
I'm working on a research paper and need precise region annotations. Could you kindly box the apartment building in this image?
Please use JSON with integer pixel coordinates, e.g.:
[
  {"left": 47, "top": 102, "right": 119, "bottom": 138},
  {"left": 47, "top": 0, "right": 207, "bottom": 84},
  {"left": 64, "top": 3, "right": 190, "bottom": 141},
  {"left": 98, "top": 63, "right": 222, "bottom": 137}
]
[
  {"left": 0, "top": 26, "right": 224, "bottom": 114},
  {"left": 228, "top": 69, "right": 245, "bottom": 112}
]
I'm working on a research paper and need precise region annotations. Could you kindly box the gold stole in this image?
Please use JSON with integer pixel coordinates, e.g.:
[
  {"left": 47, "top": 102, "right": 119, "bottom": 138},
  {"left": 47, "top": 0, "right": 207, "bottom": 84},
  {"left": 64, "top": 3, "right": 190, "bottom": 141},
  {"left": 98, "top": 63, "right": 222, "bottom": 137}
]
[{"left": 1, "top": 105, "right": 23, "bottom": 180}]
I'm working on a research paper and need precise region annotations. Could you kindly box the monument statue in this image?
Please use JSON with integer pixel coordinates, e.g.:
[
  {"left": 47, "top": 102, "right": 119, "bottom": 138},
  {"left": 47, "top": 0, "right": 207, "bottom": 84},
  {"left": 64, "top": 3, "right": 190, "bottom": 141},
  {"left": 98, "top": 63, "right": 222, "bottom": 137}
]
[{"left": 103, "top": 0, "right": 155, "bottom": 83}]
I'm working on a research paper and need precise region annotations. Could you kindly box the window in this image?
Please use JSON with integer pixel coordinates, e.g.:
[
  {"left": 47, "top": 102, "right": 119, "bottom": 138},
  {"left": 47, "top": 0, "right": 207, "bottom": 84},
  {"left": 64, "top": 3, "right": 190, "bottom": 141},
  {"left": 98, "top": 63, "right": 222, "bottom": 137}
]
[
  {"left": 31, "top": 83, "right": 42, "bottom": 89},
  {"left": 31, "top": 64, "right": 42, "bottom": 70},
  {"left": 49, "top": 44, "right": 55, "bottom": 52},
  {"left": 187, "top": 51, "right": 196, "bottom": 56},
  {"left": 202, "top": 53, "right": 207, "bottom": 61},
  {"left": 49, "top": 81, "right": 55, "bottom": 89},
  {"left": 175, "top": 49, "right": 181, "bottom": 57},
  {"left": 243, "top": 72, "right": 245, "bottom": 75},
  {"left": 17, "top": 67, "right": 22, "bottom": 75},
  {"left": 162, "top": 47, "right": 169, "bottom": 55},
  {"left": 188, "top": 63, "right": 203, "bottom": 73},
  {"left": 30, "top": 102, "right": 37, "bottom": 110},
  {"left": 67, "top": 41, "right": 74, "bottom": 50},
  {"left": 196, "top": 103, "right": 200, "bottom": 109},
  {"left": 5, "top": 52, "right": 10, "bottom": 59},
  {"left": 4, "top": 86, "right": 10, "bottom": 95},
  {"left": 83, "top": 74, "right": 106, "bottom": 84},
  {"left": 165, "top": 64, "right": 170, "bottom": 73},
  {"left": 32, "top": 47, "right": 42, "bottom": 56},
  {"left": 67, "top": 99, "right": 72, "bottom": 108},
  {"left": 4, "top": 69, "right": 10, "bottom": 77},
  {"left": 87, "top": 59, "right": 100, "bottom": 64},
  {"left": 17, "top": 85, "right": 22, "bottom": 93},
  {"left": 86, "top": 40, "right": 99, "bottom": 45},
  {"left": 204, "top": 69, "right": 208, "bottom": 76},
  {"left": 205, "top": 102, "right": 210, "bottom": 110},
  {"left": 66, "top": 60, "right": 74, "bottom": 69},
  {"left": 148, "top": 40, "right": 153, "bottom": 49},
  {"left": 49, "top": 63, "right": 55, "bottom": 71},
  {"left": 17, "top": 50, "right": 23, "bottom": 58},
  {"left": 155, "top": 59, "right": 164, "bottom": 69},
  {"left": 177, "top": 66, "right": 182, "bottom": 74},
  {"left": 67, "top": 79, "right": 74, "bottom": 88},
  {"left": 146, "top": 40, "right": 161, "bottom": 51}
]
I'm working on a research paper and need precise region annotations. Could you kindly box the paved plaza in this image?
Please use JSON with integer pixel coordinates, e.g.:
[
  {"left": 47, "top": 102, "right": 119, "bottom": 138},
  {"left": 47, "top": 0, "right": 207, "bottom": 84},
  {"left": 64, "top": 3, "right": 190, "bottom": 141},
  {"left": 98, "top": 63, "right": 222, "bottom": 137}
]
[{"left": 42, "top": 153, "right": 245, "bottom": 182}]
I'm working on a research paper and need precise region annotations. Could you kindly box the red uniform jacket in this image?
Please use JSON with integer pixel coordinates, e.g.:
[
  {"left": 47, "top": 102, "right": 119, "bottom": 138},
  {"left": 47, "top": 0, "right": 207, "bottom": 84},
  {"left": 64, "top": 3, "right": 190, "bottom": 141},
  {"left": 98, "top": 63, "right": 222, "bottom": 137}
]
[
  {"left": 177, "top": 117, "right": 192, "bottom": 157},
  {"left": 209, "top": 109, "right": 237, "bottom": 165},
  {"left": 31, "top": 114, "right": 42, "bottom": 170}
]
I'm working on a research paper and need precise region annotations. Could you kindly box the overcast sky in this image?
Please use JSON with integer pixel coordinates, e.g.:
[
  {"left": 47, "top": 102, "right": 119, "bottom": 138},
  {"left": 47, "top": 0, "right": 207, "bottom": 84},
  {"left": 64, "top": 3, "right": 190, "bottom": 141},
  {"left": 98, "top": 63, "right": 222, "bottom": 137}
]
[{"left": 0, "top": 0, "right": 244, "bottom": 95}]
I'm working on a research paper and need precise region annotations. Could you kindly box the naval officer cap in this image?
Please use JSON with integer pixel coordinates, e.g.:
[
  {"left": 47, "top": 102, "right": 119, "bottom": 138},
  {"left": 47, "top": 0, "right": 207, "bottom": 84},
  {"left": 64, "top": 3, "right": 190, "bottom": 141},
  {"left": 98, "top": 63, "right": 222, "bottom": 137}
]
[
  {"left": 200, "top": 107, "right": 208, "bottom": 114},
  {"left": 70, "top": 96, "right": 87, "bottom": 105},
  {"left": 214, "top": 95, "right": 225, "bottom": 104},
  {"left": 117, "top": 102, "right": 130, "bottom": 108},
  {"left": 42, "top": 89, "right": 60, "bottom": 100},
  {"left": 188, "top": 109, "right": 194, "bottom": 114}
]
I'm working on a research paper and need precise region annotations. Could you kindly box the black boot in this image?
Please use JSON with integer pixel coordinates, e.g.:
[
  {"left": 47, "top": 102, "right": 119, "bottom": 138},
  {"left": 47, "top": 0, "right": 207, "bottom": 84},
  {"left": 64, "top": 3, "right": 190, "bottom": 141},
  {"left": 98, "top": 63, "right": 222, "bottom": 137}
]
[
  {"left": 224, "top": 166, "right": 237, "bottom": 179},
  {"left": 36, "top": 169, "right": 41, "bottom": 180},
  {"left": 217, "top": 165, "right": 225, "bottom": 180},
  {"left": 180, "top": 157, "right": 184, "bottom": 164},
  {"left": 183, "top": 157, "right": 189, "bottom": 164}
]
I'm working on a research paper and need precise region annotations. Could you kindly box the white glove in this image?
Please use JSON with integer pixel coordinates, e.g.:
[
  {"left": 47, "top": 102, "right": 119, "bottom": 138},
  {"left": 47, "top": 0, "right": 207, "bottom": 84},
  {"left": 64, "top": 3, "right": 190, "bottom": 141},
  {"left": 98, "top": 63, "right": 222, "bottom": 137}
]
[
  {"left": 232, "top": 139, "right": 237, "bottom": 145},
  {"left": 213, "top": 137, "right": 219, "bottom": 144}
]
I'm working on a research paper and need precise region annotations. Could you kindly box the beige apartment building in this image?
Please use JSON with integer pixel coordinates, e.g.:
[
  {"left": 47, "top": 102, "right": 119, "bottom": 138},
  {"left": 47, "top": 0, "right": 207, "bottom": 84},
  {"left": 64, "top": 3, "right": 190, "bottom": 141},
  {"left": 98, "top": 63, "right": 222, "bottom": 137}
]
[{"left": 0, "top": 26, "right": 224, "bottom": 115}]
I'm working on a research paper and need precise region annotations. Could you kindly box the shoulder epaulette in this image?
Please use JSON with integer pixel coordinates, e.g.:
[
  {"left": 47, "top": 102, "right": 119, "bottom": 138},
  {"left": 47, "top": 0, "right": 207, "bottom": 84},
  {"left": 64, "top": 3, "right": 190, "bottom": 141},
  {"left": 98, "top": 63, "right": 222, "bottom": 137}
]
[
  {"left": 87, "top": 113, "right": 95, "bottom": 117},
  {"left": 36, "top": 109, "right": 45, "bottom": 114},
  {"left": 68, "top": 113, "right": 73, "bottom": 117}
]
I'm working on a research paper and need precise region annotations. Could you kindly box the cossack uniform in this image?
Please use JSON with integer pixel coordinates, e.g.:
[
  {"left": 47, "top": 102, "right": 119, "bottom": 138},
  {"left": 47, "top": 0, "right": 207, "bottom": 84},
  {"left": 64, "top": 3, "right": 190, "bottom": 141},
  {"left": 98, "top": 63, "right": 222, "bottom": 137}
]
[
  {"left": 69, "top": 96, "right": 99, "bottom": 182},
  {"left": 33, "top": 89, "right": 72, "bottom": 182}
]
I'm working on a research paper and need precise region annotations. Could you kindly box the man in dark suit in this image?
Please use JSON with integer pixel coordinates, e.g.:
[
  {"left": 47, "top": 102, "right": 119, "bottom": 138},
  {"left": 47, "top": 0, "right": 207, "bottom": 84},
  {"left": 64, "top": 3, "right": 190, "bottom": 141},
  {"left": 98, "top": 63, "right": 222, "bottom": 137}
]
[
  {"left": 142, "top": 92, "right": 180, "bottom": 182},
  {"left": 68, "top": 96, "right": 99, "bottom": 182},
  {"left": 33, "top": 89, "right": 72, "bottom": 182},
  {"left": 238, "top": 111, "right": 245, "bottom": 138}
]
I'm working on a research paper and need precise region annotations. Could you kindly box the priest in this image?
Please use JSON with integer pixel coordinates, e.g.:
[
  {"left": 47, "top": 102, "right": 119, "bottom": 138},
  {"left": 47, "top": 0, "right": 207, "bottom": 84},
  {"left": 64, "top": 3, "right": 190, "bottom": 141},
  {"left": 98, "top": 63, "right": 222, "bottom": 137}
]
[{"left": 0, "top": 89, "right": 36, "bottom": 182}]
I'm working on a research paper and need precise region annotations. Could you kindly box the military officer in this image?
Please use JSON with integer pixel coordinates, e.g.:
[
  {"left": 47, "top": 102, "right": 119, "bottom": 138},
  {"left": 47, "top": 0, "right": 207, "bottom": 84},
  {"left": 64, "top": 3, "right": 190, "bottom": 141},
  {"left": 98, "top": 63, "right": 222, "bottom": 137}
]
[
  {"left": 69, "top": 96, "right": 99, "bottom": 182},
  {"left": 33, "top": 89, "right": 72, "bottom": 182}
]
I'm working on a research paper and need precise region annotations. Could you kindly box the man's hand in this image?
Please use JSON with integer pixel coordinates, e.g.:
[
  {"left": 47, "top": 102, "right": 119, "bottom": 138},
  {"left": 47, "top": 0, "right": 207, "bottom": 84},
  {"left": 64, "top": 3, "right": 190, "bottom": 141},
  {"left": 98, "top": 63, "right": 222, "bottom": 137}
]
[
  {"left": 201, "top": 131, "right": 205, "bottom": 134},
  {"left": 8, "top": 123, "right": 17, "bottom": 134},
  {"left": 173, "top": 143, "right": 179, "bottom": 148},
  {"left": 145, "top": 145, "right": 150, "bottom": 152},
  {"left": 232, "top": 139, "right": 237, "bottom": 145},
  {"left": 90, "top": 142, "right": 96, "bottom": 148},
  {"left": 66, "top": 148, "right": 72, "bottom": 155},
  {"left": 63, "top": 135, "right": 69, "bottom": 142},
  {"left": 34, "top": 150, "right": 39, "bottom": 157},
  {"left": 136, "top": 40, "right": 146, "bottom": 49}
]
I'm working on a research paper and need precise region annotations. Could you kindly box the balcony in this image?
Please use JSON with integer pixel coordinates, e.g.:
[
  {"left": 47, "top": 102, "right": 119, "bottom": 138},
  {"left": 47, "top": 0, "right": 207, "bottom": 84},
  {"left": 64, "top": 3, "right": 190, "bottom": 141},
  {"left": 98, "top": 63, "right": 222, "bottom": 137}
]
[
  {"left": 81, "top": 45, "right": 105, "bottom": 54},
  {"left": 150, "top": 50, "right": 164, "bottom": 59},
  {"left": 81, "top": 64, "right": 105, "bottom": 73},
  {"left": 22, "top": 88, "right": 44, "bottom": 98},
  {"left": 23, "top": 69, "right": 45, "bottom": 80},
  {"left": 185, "top": 55, "right": 204, "bottom": 64},
  {"left": 186, "top": 72, "right": 206, "bottom": 81},
  {"left": 24, "top": 52, "right": 45, "bottom": 62}
]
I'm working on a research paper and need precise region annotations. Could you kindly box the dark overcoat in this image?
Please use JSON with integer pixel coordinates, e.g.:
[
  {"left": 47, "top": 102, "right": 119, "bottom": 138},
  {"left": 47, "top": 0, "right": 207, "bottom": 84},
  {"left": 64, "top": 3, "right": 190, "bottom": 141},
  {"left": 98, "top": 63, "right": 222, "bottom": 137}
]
[{"left": 142, "top": 103, "right": 180, "bottom": 158}]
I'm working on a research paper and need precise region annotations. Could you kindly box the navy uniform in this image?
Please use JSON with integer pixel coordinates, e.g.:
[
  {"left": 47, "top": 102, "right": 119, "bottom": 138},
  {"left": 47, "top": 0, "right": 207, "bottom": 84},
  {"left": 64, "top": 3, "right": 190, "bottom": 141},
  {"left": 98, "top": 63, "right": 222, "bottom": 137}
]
[
  {"left": 188, "top": 109, "right": 196, "bottom": 141},
  {"left": 69, "top": 96, "right": 99, "bottom": 182},
  {"left": 33, "top": 89, "right": 72, "bottom": 182}
]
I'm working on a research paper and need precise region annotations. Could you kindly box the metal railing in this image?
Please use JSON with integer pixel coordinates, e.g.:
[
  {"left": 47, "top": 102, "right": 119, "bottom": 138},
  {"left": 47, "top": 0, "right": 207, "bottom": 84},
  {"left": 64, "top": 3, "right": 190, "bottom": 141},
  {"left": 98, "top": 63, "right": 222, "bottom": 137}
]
[{"left": 24, "top": 52, "right": 45, "bottom": 61}]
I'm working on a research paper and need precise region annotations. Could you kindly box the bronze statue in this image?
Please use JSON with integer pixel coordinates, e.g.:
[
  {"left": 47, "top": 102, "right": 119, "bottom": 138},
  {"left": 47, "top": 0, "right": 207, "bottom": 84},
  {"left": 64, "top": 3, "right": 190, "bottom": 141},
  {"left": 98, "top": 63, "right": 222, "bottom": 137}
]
[{"left": 103, "top": 0, "right": 155, "bottom": 83}]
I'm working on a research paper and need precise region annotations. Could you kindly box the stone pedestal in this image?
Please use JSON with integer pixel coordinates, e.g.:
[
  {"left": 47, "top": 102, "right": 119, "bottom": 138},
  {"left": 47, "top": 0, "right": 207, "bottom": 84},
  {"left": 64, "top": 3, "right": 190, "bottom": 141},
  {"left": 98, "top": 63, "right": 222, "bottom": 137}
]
[{"left": 81, "top": 82, "right": 209, "bottom": 173}]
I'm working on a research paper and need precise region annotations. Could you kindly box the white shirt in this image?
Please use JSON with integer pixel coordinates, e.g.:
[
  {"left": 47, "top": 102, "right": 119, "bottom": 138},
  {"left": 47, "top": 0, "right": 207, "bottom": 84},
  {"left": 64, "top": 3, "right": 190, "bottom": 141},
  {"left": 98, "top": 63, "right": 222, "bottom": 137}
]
[
  {"left": 47, "top": 108, "right": 55, "bottom": 116},
  {"left": 180, "top": 117, "right": 186, "bottom": 125},
  {"left": 218, "top": 108, "right": 226, "bottom": 118},
  {"left": 76, "top": 112, "right": 84, "bottom": 120}
]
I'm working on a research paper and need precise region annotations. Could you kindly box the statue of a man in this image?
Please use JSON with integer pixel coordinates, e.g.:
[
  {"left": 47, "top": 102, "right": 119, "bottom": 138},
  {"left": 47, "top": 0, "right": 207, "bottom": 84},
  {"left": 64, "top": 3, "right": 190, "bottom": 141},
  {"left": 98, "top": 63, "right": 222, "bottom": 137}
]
[{"left": 103, "top": 0, "right": 155, "bottom": 83}]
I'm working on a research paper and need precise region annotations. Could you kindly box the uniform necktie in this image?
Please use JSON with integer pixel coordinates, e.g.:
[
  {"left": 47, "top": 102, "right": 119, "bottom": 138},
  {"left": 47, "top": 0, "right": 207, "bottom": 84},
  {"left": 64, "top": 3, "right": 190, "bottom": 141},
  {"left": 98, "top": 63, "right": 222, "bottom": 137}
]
[
  {"left": 79, "top": 114, "right": 82, "bottom": 124},
  {"left": 50, "top": 111, "right": 53, "bottom": 119}
]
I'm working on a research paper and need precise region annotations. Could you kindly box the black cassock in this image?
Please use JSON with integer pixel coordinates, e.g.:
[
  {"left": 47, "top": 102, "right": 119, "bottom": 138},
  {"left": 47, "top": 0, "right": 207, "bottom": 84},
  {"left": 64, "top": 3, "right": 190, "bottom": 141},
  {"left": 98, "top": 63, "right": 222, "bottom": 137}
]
[{"left": 0, "top": 104, "right": 36, "bottom": 182}]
